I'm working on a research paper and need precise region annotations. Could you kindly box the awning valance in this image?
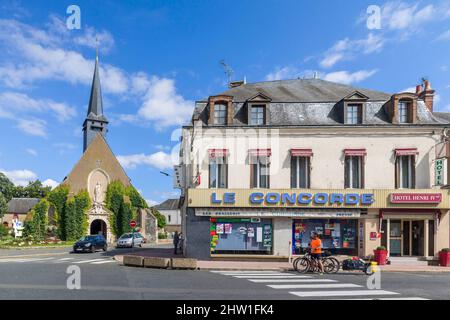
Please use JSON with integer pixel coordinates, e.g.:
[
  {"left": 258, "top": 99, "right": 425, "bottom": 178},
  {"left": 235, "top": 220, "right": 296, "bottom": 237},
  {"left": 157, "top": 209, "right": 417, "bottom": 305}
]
[
  {"left": 249, "top": 149, "right": 272, "bottom": 157},
  {"left": 395, "top": 148, "right": 419, "bottom": 156},
  {"left": 208, "top": 149, "right": 229, "bottom": 158},
  {"left": 291, "top": 149, "right": 313, "bottom": 157},
  {"left": 344, "top": 149, "right": 367, "bottom": 156}
]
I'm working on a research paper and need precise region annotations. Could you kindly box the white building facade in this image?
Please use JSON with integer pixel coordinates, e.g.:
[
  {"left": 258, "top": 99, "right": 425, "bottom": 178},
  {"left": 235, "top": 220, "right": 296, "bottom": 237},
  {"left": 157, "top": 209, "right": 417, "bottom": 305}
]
[{"left": 180, "top": 79, "right": 450, "bottom": 260}]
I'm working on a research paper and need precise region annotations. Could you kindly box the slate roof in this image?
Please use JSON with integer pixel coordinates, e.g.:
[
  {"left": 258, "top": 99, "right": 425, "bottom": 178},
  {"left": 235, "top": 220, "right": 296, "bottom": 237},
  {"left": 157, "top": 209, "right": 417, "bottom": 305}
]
[
  {"left": 7, "top": 198, "right": 40, "bottom": 214},
  {"left": 154, "top": 199, "right": 180, "bottom": 210},
  {"left": 199, "top": 79, "right": 392, "bottom": 103},
  {"left": 191, "top": 79, "right": 450, "bottom": 127},
  {"left": 86, "top": 55, "right": 108, "bottom": 123}
]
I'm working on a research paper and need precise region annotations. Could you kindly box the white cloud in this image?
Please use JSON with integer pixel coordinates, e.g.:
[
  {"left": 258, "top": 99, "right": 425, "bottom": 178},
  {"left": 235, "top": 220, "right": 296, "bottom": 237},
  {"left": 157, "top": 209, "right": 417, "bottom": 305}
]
[
  {"left": 437, "top": 29, "right": 450, "bottom": 41},
  {"left": 265, "top": 66, "right": 300, "bottom": 81},
  {"left": 146, "top": 199, "right": 159, "bottom": 207},
  {"left": 26, "top": 148, "right": 38, "bottom": 156},
  {"left": 0, "top": 169, "right": 37, "bottom": 186},
  {"left": 382, "top": 2, "right": 436, "bottom": 31},
  {"left": 320, "top": 34, "right": 385, "bottom": 68},
  {"left": 323, "top": 70, "right": 378, "bottom": 85},
  {"left": 16, "top": 118, "right": 47, "bottom": 137},
  {"left": 136, "top": 76, "right": 194, "bottom": 129},
  {"left": 117, "top": 151, "right": 177, "bottom": 170},
  {"left": 42, "top": 178, "right": 59, "bottom": 189}
]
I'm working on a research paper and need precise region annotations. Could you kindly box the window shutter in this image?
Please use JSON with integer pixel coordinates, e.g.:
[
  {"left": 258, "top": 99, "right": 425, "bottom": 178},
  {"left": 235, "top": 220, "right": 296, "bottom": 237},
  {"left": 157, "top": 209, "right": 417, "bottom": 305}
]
[
  {"left": 395, "top": 157, "right": 399, "bottom": 189},
  {"left": 412, "top": 156, "right": 416, "bottom": 189}
]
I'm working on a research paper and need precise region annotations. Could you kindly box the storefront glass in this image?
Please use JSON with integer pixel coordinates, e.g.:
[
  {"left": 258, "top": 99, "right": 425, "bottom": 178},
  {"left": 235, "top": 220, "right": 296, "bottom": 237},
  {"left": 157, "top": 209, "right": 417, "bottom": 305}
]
[
  {"left": 292, "top": 219, "right": 358, "bottom": 255},
  {"left": 210, "top": 218, "right": 273, "bottom": 255}
]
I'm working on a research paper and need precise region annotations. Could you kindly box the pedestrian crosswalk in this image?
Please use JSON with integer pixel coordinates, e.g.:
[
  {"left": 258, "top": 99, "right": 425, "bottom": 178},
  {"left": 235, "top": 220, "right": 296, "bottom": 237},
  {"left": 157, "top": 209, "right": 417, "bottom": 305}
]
[
  {"left": 0, "top": 256, "right": 116, "bottom": 265},
  {"left": 211, "top": 270, "right": 428, "bottom": 300}
]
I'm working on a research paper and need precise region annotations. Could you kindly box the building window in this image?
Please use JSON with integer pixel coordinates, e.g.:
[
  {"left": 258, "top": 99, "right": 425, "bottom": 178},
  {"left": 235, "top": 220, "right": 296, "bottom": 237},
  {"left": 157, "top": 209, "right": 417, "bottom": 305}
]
[
  {"left": 209, "top": 157, "right": 227, "bottom": 188},
  {"left": 345, "top": 156, "right": 364, "bottom": 188},
  {"left": 291, "top": 156, "right": 310, "bottom": 188},
  {"left": 250, "top": 105, "right": 265, "bottom": 125},
  {"left": 251, "top": 157, "right": 270, "bottom": 188},
  {"left": 214, "top": 104, "right": 227, "bottom": 125},
  {"left": 168, "top": 215, "right": 171, "bottom": 223},
  {"left": 347, "top": 104, "right": 361, "bottom": 124},
  {"left": 396, "top": 155, "right": 415, "bottom": 189},
  {"left": 398, "top": 101, "right": 411, "bottom": 124}
]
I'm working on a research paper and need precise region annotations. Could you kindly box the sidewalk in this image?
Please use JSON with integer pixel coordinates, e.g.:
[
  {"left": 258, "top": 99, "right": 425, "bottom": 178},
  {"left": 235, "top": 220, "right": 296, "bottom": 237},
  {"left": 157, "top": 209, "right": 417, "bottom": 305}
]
[{"left": 114, "top": 248, "right": 450, "bottom": 272}]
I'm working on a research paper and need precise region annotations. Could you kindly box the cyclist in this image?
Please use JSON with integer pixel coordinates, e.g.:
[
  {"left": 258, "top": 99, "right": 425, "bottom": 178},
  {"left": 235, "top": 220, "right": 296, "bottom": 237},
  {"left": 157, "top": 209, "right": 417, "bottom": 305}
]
[{"left": 309, "top": 232, "right": 324, "bottom": 274}]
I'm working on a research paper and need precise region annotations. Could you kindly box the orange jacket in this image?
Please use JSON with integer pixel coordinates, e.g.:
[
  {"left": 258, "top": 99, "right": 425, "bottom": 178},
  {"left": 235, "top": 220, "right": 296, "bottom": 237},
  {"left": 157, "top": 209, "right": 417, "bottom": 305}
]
[{"left": 310, "top": 238, "right": 322, "bottom": 254}]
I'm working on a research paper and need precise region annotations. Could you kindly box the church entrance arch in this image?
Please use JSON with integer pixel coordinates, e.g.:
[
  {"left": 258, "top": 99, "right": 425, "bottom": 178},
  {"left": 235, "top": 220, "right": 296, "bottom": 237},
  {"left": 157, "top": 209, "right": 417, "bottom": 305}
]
[{"left": 90, "top": 219, "right": 107, "bottom": 240}]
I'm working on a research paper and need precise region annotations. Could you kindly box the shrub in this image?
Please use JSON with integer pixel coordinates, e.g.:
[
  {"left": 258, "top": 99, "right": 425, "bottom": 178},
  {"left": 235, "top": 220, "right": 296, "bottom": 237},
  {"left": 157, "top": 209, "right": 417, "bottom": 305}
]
[
  {"left": 441, "top": 248, "right": 450, "bottom": 253},
  {"left": 158, "top": 232, "right": 167, "bottom": 239},
  {"left": 0, "top": 224, "right": 9, "bottom": 238},
  {"left": 376, "top": 246, "right": 387, "bottom": 251}
]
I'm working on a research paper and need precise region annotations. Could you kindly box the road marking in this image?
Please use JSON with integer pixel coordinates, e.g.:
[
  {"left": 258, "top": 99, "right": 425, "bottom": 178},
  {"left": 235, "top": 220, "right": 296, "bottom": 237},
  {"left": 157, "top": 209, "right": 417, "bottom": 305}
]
[
  {"left": 232, "top": 275, "right": 309, "bottom": 279},
  {"left": 343, "top": 297, "right": 429, "bottom": 300},
  {"left": 290, "top": 290, "right": 400, "bottom": 298},
  {"left": 73, "top": 259, "right": 108, "bottom": 264},
  {"left": 91, "top": 260, "right": 115, "bottom": 264},
  {"left": 222, "top": 273, "right": 289, "bottom": 276},
  {"left": 249, "top": 279, "right": 337, "bottom": 283},
  {"left": 210, "top": 271, "right": 282, "bottom": 274},
  {"left": 269, "top": 283, "right": 362, "bottom": 289}
]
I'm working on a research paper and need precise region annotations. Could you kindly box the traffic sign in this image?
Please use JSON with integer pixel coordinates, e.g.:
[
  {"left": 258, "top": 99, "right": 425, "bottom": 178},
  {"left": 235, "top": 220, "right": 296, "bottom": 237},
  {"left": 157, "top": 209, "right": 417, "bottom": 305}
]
[{"left": 130, "top": 220, "right": 137, "bottom": 228}]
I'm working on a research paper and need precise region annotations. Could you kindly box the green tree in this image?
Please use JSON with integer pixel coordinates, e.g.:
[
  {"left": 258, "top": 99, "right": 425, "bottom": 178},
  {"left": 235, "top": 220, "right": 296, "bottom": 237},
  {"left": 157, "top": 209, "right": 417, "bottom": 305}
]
[
  {"left": 150, "top": 207, "right": 166, "bottom": 229},
  {"left": 0, "top": 172, "right": 14, "bottom": 201},
  {"left": 0, "top": 193, "right": 7, "bottom": 219},
  {"left": 47, "top": 186, "right": 69, "bottom": 239},
  {"left": 28, "top": 199, "right": 49, "bottom": 240},
  {"left": 63, "top": 191, "right": 90, "bottom": 241},
  {"left": 13, "top": 180, "right": 51, "bottom": 199}
]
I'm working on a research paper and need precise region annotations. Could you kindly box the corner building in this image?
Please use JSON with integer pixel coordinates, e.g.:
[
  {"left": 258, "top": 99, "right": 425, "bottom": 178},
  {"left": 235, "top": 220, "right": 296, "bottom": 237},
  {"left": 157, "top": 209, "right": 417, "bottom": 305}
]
[{"left": 180, "top": 79, "right": 450, "bottom": 261}]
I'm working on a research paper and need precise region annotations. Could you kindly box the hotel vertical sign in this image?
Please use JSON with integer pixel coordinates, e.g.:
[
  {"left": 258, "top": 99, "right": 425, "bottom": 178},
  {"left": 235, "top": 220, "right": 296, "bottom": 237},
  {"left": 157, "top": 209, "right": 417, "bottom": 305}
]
[{"left": 435, "top": 158, "right": 447, "bottom": 187}]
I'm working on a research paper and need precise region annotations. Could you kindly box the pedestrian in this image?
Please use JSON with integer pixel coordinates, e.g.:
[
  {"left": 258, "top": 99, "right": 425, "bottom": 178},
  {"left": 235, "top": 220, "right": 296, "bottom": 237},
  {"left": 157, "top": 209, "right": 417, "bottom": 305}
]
[
  {"left": 309, "top": 232, "right": 324, "bottom": 275},
  {"left": 173, "top": 230, "right": 180, "bottom": 255},
  {"left": 178, "top": 232, "right": 184, "bottom": 255}
]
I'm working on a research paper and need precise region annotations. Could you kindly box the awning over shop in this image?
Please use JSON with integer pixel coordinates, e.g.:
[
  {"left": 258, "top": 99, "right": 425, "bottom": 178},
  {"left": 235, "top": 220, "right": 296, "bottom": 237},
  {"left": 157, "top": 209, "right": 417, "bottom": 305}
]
[
  {"left": 208, "top": 149, "right": 229, "bottom": 158},
  {"left": 395, "top": 148, "right": 419, "bottom": 156},
  {"left": 249, "top": 149, "right": 272, "bottom": 157},
  {"left": 344, "top": 149, "right": 367, "bottom": 156},
  {"left": 291, "top": 149, "right": 313, "bottom": 157}
]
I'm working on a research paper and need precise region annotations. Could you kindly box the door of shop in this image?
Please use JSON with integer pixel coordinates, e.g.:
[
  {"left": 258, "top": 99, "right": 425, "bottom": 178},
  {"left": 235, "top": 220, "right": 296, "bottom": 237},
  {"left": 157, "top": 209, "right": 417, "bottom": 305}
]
[{"left": 382, "top": 218, "right": 434, "bottom": 257}]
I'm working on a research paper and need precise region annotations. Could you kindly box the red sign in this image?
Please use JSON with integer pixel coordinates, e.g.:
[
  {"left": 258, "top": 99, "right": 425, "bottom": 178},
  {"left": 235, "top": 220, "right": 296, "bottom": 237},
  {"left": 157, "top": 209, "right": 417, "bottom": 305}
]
[
  {"left": 390, "top": 193, "right": 442, "bottom": 204},
  {"left": 129, "top": 220, "right": 137, "bottom": 228}
]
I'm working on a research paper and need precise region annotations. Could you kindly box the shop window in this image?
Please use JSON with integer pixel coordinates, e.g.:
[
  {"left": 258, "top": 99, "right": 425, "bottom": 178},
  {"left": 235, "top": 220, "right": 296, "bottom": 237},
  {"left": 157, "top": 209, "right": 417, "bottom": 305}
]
[
  {"left": 210, "top": 218, "right": 273, "bottom": 255},
  {"left": 291, "top": 156, "right": 310, "bottom": 188},
  {"left": 396, "top": 155, "right": 415, "bottom": 189},
  {"left": 214, "top": 103, "right": 227, "bottom": 125},
  {"left": 344, "top": 156, "right": 364, "bottom": 189},
  {"left": 209, "top": 156, "right": 228, "bottom": 189},
  {"left": 251, "top": 156, "right": 270, "bottom": 188},
  {"left": 292, "top": 219, "right": 357, "bottom": 255},
  {"left": 250, "top": 105, "right": 266, "bottom": 125}
]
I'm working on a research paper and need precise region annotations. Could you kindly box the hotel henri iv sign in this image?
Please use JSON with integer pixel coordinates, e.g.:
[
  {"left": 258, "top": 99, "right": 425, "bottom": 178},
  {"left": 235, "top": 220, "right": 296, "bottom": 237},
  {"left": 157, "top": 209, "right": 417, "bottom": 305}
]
[{"left": 390, "top": 193, "right": 442, "bottom": 204}]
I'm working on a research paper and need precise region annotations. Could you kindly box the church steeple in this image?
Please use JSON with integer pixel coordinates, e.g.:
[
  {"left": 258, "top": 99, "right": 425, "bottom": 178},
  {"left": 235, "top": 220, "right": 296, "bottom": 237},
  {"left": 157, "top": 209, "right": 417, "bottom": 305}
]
[{"left": 83, "top": 52, "right": 109, "bottom": 153}]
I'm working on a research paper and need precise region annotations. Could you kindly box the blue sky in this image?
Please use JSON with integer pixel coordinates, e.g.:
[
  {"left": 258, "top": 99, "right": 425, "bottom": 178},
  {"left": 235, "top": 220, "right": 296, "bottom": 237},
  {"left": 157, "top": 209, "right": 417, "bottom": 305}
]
[{"left": 0, "top": 0, "right": 450, "bottom": 205}]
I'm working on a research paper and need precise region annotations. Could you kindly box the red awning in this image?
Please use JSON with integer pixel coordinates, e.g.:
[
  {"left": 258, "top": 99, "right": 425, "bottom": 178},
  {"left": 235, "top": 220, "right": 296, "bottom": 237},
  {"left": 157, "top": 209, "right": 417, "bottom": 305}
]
[
  {"left": 249, "top": 149, "right": 272, "bottom": 157},
  {"left": 208, "top": 149, "right": 229, "bottom": 158},
  {"left": 291, "top": 149, "right": 313, "bottom": 157},
  {"left": 344, "top": 149, "right": 367, "bottom": 156},
  {"left": 395, "top": 148, "right": 419, "bottom": 156}
]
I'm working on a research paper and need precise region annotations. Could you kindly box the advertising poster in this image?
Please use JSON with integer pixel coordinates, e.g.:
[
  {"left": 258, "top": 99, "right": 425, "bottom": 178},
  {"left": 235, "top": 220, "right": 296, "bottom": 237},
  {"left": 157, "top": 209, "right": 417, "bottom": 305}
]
[
  {"left": 224, "top": 223, "right": 232, "bottom": 234},
  {"left": 256, "top": 227, "right": 263, "bottom": 243},
  {"left": 247, "top": 227, "right": 255, "bottom": 238},
  {"left": 216, "top": 223, "right": 224, "bottom": 234}
]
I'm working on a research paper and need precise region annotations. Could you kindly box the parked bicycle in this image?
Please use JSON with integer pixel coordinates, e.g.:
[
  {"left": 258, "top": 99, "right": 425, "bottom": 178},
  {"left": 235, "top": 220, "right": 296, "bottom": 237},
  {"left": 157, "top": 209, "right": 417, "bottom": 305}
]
[{"left": 293, "top": 249, "right": 340, "bottom": 274}]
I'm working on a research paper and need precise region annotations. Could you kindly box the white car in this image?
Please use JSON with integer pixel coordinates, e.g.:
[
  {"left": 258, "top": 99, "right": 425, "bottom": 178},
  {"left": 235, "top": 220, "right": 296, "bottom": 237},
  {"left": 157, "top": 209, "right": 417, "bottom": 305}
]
[{"left": 116, "top": 233, "right": 144, "bottom": 248}]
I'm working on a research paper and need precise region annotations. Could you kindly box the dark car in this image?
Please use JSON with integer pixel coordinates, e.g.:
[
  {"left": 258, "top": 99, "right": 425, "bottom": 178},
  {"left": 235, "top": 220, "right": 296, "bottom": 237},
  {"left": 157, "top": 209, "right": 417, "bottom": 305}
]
[{"left": 73, "top": 235, "right": 107, "bottom": 253}]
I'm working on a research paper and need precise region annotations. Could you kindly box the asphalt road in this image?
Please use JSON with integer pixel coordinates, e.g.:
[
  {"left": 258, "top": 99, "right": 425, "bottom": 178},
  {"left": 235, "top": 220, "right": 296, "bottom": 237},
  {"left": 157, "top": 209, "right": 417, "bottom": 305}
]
[{"left": 0, "top": 248, "right": 449, "bottom": 300}]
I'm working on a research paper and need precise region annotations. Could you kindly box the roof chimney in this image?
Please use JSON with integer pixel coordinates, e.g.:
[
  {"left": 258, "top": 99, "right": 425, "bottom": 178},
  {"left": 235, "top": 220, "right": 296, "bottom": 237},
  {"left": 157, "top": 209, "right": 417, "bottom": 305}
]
[
  {"left": 419, "top": 80, "right": 435, "bottom": 112},
  {"left": 415, "top": 84, "right": 423, "bottom": 95},
  {"left": 229, "top": 80, "right": 245, "bottom": 88}
]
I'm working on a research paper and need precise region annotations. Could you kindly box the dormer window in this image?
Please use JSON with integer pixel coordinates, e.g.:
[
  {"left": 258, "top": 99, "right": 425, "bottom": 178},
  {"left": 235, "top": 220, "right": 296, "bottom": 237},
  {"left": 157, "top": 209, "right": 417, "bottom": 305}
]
[
  {"left": 250, "top": 105, "right": 266, "bottom": 125},
  {"left": 214, "top": 104, "right": 227, "bottom": 125},
  {"left": 347, "top": 104, "right": 362, "bottom": 125},
  {"left": 398, "top": 100, "right": 411, "bottom": 124}
]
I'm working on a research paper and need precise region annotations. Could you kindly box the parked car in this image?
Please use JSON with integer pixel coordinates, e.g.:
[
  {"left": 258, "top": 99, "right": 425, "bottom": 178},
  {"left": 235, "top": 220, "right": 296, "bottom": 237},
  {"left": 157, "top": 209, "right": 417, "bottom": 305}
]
[
  {"left": 116, "top": 232, "right": 144, "bottom": 248},
  {"left": 73, "top": 235, "right": 107, "bottom": 253}
]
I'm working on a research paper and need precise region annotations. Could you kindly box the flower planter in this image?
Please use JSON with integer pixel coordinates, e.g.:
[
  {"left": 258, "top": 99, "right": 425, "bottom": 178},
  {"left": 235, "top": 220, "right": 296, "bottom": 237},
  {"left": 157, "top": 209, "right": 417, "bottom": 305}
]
[
  {"left": 439, "top": 251, "right": 450, "bottom": 267},
  {"left": 374, "top": 249, "right": 388, "bottom": 265}
]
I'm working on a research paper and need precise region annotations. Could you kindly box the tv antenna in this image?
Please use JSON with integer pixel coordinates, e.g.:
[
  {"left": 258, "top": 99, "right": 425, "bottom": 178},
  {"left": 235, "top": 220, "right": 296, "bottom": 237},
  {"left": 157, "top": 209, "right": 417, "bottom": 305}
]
[{"left": 220, "top": 60, "right": 234, "bottom": 84}]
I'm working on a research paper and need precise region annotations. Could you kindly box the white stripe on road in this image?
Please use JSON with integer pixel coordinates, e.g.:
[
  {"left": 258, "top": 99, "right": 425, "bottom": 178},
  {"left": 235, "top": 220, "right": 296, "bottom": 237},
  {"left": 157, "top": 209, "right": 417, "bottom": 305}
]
[
  {"left": 290, "top": 290, "right": 400, "bottom": 298},
  {"left": 343, "top": 297, "right": 429, "bottom": 300},
  {"left": 91, "top": 260, "right": 115, "bottom": 264},
  {"left": 269, "top": 283, "right": 362, "bottom": 289},
  {"left": 73, "top": 259, "right": 108, "bottom": 264},
  {"left": 232, "top": 275, "right": 309, "bottom": 279},
  {"left": 57, "top": 258, "right": 74, "bottom": 261},
  {"left": 249, "top": 279, "right": 337, "bottom": 283},
  {"left": 222, "top": 273, "right": 290, "bottom": 276},
  {"left": 210, "top": 271, "right": 282, "bottom": 274}
]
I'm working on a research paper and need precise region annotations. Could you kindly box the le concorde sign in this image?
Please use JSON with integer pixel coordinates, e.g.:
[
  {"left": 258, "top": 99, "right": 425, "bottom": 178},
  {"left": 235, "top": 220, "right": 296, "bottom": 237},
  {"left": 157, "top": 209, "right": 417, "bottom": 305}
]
[{"left": 390, "top": 193, "right": 442, "bottom": 204}]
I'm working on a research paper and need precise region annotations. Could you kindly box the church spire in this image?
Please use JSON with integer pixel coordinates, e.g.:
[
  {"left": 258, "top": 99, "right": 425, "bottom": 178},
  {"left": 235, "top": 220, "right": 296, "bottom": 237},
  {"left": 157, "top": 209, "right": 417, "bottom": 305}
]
[{"left": 83, "top": 51, "right": 109, "bottom": 153}]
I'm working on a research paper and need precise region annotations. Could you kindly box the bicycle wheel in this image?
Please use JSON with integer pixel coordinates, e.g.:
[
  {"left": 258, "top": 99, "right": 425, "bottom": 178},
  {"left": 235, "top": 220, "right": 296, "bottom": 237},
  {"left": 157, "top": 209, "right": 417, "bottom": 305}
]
[
  {"left": 326, "top": 257, "right": 340, "bottom": 274},
  {"left": 294, "top": 257, "right": 310, "bottom": 273},
  {"left": 323, "top": 258, "right": 336, "bottom": 274}
]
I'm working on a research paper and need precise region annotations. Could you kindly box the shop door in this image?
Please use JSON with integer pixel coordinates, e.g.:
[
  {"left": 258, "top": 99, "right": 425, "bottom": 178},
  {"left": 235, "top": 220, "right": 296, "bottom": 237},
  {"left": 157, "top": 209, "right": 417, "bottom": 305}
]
[
  {"left": 389, "top": 220, "right": 402, "bottom": 256},
  {"left": 402, "top": 221, "right": 410, "bottom": 256},
  {"left": 412, "top": 221, "right": 424, "bottom": 256}
]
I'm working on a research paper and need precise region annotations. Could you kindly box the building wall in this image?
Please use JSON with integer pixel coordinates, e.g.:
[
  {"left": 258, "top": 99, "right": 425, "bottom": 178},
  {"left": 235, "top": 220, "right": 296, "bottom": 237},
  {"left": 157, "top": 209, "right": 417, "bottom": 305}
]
[
  {"left": 159, "top": 209, "right": 181, "bottom": 226},
  {"left": 186, "top": 127, "right": 440, "bottom": 190},
  {"left": 185, "top": 208, "right": 211, "bottom": 260}
]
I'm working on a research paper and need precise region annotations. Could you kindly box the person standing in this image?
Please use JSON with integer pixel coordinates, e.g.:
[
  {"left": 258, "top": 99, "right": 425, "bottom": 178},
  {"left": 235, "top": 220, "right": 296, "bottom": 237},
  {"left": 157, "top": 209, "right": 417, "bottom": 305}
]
[
  {"left": 173, "top": 231, "right": 180, "bottom": 254},
  {"left": 310, "top": 232, "right": 324, "bottom": 275}
]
